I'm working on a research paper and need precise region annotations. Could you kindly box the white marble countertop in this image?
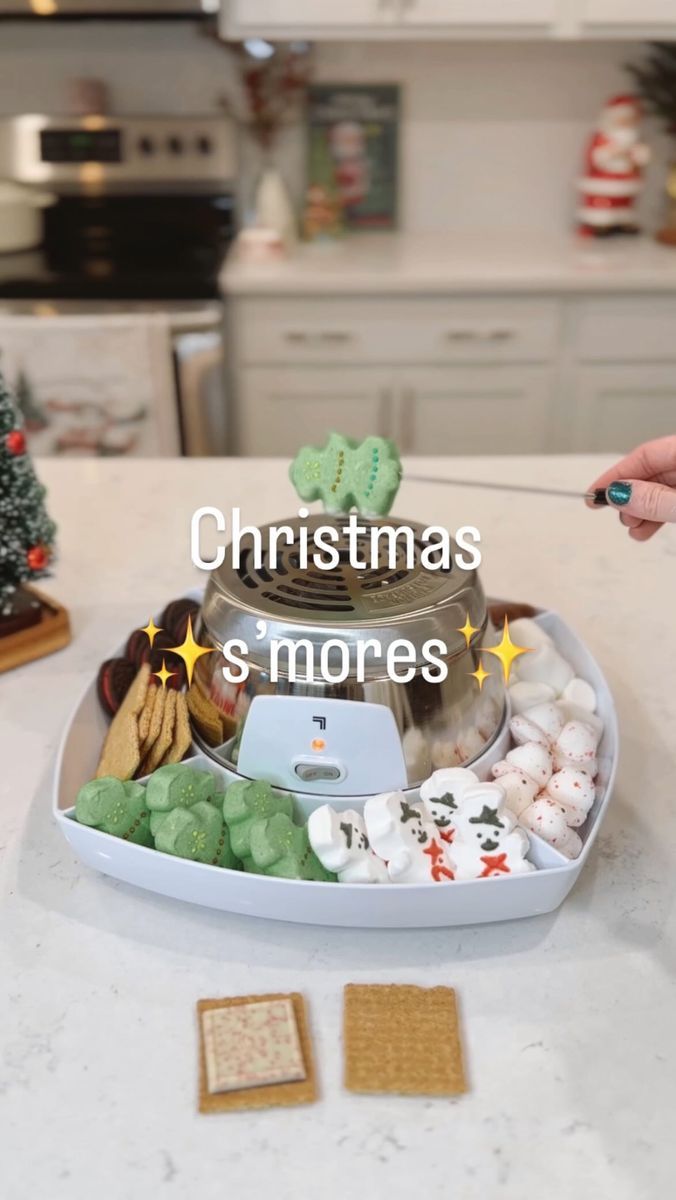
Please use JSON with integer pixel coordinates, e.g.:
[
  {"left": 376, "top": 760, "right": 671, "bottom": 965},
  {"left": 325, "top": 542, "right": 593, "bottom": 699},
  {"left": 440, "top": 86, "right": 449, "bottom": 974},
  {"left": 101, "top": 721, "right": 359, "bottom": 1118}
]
[
  {"left": 222, "top": 230, "right": 676, "bottom": 295},
  {"left": 1, "top": 455, "right": 675, "bottom": 1200}
]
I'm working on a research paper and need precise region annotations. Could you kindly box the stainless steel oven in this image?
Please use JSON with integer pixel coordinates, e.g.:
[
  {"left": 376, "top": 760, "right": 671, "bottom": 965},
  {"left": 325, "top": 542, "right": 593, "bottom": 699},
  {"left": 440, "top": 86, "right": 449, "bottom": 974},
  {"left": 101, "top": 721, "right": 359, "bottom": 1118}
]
[
  {"left": 0, "top": 2, "right": 217, "bottom": 16},
  {"left": 0, "top": 114, "right": 237, "bottom": 458}
]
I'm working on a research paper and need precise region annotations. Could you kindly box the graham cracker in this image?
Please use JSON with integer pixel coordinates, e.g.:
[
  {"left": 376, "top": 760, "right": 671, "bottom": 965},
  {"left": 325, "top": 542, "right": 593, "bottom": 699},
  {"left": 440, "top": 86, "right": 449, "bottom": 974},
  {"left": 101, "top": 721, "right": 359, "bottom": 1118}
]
[
  {"left": 138, "top": 682, "right": 157, "bottom": 746},
  {"left": 187, "top": 683, "right": 224, "bottom": 747},
  {"left": 140, "top": 684, "right": 165, "bottom": 759},
  {"left": 141, "top": 687, "right": 177, "bottom": 775},
  {"left": 197, "top": 993, "right": 317, "bottom": 1114},
  {"left": 161, "top": 692, "right": 192, "bottom": 765},
  {"left": 343, "top": 984, "right": 467, "bottom": 1097},
  {"left": 95, "top": 663, "right": 150, "bottom": 780}
]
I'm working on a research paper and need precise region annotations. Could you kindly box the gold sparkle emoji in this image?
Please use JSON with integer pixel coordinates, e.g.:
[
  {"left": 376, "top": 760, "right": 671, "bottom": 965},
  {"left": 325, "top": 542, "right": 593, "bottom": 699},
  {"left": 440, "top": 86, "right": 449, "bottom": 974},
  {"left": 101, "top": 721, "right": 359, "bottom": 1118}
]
[
  {"left": 482, "top": 616, "right": 532, "bottom": 685},
  {"left": 469, "top": 659, "right": 491, "bottom": 691},
  {"left": 141, "top": 617, "right": 163, "bottom": 648},
  {"left": 153, "top": 657, "right": 178, "bottom": 690},
  {"left": 457, "top": 612, "right": 481, "bottom": 648},
  {"left": 166, "top": 614, "right": 214, "bottom": 687}
]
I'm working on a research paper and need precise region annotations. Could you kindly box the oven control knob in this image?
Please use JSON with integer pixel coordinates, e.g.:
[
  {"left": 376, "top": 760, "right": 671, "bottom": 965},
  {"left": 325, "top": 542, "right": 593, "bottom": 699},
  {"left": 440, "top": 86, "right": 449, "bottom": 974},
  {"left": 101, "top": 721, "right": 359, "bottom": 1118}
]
[
  {"left": 196, "top": 135, "right": 213, "bottom": 156},
  {"left": 167, "top": 135, "right": 183, "bottom": 156},
  {"left": 138, "top": 136, "right": 155, "bottom": 156}
]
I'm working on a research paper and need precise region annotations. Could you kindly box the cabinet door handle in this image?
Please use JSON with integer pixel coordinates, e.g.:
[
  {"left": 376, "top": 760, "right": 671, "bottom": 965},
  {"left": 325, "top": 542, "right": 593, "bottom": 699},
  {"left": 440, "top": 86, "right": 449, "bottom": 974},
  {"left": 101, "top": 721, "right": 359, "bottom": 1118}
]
[
  {"left": 378, "top": 387, "right": 391, "bottom": 438},
  {"left": 321, "top": 331, "right": 354, "bottom": 344},
  {"left": 399, "top": 386, "right": 415, "bottom": 452},
  {"left": 445, "top": 330, "right": 478, "bottom": 342},
  {"left": 283, "top": 330, "right": 355, "bottom": 346},
  {"left": 445, "top": 329, "right": 517, "bottom": 343}
]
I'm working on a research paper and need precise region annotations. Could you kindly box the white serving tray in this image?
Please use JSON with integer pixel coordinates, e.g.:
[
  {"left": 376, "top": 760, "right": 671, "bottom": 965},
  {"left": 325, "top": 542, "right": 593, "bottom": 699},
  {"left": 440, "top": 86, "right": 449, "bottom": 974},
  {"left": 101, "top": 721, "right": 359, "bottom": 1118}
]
[{"left": 53, "top": 610, "right": 618, "bottom": 928}]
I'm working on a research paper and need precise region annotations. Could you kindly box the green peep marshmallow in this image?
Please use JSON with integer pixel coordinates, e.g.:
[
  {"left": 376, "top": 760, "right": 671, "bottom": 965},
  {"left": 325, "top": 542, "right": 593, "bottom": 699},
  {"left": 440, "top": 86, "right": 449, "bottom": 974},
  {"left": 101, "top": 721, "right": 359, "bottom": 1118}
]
[
  {"left": 145, "top": 763, "right": 222, "bottom": 838},
  {"left": 222, "top": 779, "right": 293, "bottom": 862},
  {"left": 248, "top": 812, "right": 336, "bottom": 882},
  {"left": 154, "top": 799, "right": 239, "bottom": 868},
  {"left": 75, "top": 776, "right": 153, "bottom": 847},
  {"left": 289, "top": 432, "right": 402, "bottom": 517}
]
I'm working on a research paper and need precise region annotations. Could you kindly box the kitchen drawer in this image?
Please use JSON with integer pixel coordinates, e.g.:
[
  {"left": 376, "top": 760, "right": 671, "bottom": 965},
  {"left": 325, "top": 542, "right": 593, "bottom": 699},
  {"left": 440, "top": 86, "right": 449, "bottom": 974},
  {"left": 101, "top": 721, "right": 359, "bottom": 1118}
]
[
  {"left": 233, "top": 297, "right": 561, "bottom": 366},
  {"left": 576, "top": 298, "right": 676, "bottom": 363}
]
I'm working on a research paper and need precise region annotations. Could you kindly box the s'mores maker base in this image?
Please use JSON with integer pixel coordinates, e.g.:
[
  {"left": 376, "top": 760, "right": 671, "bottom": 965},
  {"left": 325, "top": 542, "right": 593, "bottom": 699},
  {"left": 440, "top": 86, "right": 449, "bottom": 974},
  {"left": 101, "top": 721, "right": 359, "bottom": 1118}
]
[{"left": 53, "top": 505, "right": 618, "bottom": 928}]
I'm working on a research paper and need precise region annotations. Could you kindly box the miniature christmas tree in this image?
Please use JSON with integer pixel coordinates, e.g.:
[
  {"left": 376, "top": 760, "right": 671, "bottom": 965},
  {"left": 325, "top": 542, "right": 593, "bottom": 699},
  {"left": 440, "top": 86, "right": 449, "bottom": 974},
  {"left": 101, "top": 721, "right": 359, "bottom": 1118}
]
[{"left": 0, "top": 370, "right": 56, "bottom": 619}]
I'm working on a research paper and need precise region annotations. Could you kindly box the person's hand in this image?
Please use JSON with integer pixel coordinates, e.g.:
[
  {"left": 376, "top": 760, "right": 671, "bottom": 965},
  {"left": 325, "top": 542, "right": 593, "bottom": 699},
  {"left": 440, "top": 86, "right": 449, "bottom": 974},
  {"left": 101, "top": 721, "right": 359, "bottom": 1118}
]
[{"left": 586, "top": 435, "right": 676, "bottom": 541}]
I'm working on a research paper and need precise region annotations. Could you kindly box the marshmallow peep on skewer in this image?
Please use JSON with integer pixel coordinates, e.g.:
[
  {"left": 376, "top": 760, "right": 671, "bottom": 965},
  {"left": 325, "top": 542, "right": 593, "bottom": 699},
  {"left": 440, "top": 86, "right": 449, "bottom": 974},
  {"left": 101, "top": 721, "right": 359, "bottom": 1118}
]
[{"left": 308, "top": 805, "right": 388, "bottom": 883}]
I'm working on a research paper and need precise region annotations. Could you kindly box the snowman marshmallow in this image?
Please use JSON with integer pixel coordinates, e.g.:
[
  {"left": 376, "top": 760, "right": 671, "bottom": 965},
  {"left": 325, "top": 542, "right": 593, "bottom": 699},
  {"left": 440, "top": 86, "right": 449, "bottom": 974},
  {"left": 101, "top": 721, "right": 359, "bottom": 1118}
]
[
  {"left": 307, "top": 805, "right": 388, "bottom": 884},
  {"left": 450, "top": 782, "right": 534, "bottom": 880},
  {"left": 418, "top": 766, "right": 480, "bottom": 841},
  {"left": 364, "top": 791, "right": 455, "bottom": 884},
  {"left": 520, "top": 797, "right": 582, "bottom": 859}
]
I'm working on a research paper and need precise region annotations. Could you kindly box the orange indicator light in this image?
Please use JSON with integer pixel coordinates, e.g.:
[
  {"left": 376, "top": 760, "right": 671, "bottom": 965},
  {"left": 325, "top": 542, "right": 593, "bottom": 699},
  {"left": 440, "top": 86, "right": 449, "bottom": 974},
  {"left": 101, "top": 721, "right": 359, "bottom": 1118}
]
[{"left": 311, "top": 738, "right": 326, "bottom": 752}]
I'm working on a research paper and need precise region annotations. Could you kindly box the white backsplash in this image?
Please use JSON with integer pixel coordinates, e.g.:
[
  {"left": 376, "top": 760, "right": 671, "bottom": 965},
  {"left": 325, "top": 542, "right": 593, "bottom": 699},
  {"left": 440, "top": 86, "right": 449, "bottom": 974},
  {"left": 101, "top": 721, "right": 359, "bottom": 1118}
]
[{"left": 0, "top": 22, "right": 669, "bottom": 235}]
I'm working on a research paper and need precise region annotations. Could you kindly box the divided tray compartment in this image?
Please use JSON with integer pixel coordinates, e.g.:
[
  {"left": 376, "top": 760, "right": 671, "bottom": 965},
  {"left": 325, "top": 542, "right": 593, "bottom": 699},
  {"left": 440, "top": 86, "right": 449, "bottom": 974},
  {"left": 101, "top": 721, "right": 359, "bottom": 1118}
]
[{"left": 52, "top": 609, "right": 618, "bottom": 928}]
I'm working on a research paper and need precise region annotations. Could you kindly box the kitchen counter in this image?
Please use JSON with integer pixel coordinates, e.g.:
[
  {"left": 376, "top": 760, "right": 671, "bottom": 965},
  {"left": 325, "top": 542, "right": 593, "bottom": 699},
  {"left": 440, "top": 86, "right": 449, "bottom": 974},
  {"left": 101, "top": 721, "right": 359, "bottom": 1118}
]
[
  {"left": 1, "top": 455, "right": 675, "bottom": 1200},
  {"left": 221, "top": 230, "right": 676, "bottom": 295}
]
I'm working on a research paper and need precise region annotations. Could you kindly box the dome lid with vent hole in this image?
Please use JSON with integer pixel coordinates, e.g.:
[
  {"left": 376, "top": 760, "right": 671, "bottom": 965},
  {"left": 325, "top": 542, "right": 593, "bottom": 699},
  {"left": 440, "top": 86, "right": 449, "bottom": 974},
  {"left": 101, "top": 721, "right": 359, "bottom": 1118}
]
[{"left": 201, "top": 514, "right": 486, "bottom": 672}]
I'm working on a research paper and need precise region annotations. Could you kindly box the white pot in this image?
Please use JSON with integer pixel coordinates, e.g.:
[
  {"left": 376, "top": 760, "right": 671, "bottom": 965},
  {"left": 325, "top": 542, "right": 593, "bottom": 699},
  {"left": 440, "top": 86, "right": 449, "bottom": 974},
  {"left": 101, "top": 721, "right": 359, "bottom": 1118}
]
[{"left": 0, "top": 181, "right": 56, "bottom": 254}]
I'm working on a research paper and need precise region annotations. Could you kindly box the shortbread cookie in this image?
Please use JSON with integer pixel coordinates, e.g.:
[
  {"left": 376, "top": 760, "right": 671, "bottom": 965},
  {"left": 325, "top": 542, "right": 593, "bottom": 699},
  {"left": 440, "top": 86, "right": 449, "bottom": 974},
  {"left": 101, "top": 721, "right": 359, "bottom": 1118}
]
[
  {"left": 343, "top": 984, "right": 467, "bottom": 1097},
  {"left": 95, "top": 664, "right": 150, "bottom": 780},
  {"left": 197, "top": 993, "right": 317, "bottom": 1113}
]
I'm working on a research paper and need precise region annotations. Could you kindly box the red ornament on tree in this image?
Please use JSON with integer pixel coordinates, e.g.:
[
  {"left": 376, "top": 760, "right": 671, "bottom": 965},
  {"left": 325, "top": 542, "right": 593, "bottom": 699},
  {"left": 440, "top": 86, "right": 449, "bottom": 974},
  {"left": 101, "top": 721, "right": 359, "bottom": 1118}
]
[
  {"left": 26, "top": 544, "right": 49, "bottom": 571},
  {"left": 6, "top": 429, "right": 26, "bottom": 456}
]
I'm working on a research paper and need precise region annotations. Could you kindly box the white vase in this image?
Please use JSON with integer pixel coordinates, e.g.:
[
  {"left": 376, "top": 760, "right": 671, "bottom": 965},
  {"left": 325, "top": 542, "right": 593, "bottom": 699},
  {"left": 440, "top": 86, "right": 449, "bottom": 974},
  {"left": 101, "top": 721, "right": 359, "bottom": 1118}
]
[{"left": 254, "top": 165, "right": 297, "bottom": 252}]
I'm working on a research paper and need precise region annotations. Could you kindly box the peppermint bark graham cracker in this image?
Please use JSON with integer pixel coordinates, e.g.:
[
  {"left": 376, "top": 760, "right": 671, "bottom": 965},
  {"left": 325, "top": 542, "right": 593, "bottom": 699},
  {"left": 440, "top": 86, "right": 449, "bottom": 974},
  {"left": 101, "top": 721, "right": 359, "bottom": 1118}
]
[
  {"left": 197, "top": 993, "right": 318, "bottom": 1113},
  {"left": 344, "top": 984, "right": 467, "bottom": 1097}
]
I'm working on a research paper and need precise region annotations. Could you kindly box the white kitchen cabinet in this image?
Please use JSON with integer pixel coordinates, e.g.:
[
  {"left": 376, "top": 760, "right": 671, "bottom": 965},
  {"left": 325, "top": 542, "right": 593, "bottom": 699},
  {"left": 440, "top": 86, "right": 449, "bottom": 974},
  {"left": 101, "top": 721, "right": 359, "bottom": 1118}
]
[
  {"left": 394, "top": 366, "right": 556, "bottom": 455},
  {"left": 234, "top": 366, "right": 393, "bottom": 456},
  {"left": 399, "top": 0, "right": 556, "bottom": 26},
  {"left": 569, "top": 365, "right": 676, "bottom": 453},
  {"left": 222, "top": 0, "right": 556, "bottom": 36},
  {"left": 222, "top": 0, "right": 397, "bottom": 36},
  {"left": 580, "top": 0, "right": 676, "bottom": 27},
  {"left": 228, "top": 289, "right": 676, "bottom": 456}
]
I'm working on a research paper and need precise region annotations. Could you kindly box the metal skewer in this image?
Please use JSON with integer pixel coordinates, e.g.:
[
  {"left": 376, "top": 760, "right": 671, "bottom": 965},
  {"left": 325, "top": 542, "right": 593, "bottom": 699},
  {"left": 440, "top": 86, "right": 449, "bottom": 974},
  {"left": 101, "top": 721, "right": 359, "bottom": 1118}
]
[{"left": 405, "top": 474, "right": 603, "bottom": 502}]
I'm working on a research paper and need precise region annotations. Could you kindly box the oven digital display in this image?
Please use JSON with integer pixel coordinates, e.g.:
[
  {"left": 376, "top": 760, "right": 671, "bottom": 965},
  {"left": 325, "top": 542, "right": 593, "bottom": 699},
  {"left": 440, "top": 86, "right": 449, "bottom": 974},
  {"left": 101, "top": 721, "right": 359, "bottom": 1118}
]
[{"left": 40, "top": 129, "right": 123, "bottom": 165}]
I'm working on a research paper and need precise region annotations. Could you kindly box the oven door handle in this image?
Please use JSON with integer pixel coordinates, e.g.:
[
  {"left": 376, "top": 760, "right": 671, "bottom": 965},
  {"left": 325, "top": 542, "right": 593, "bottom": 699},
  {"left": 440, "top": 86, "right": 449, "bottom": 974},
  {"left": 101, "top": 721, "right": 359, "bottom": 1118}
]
[{"left": 173, "top": 328, "right": 224, "bottom": 456}]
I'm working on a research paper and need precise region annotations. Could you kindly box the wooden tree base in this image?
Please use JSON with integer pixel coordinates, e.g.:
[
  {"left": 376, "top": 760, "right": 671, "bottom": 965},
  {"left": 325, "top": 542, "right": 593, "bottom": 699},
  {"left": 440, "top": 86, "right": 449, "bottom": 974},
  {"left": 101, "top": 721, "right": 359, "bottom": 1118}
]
[{"left": 0, "top": 586, "right": 71, "bottom": 674}]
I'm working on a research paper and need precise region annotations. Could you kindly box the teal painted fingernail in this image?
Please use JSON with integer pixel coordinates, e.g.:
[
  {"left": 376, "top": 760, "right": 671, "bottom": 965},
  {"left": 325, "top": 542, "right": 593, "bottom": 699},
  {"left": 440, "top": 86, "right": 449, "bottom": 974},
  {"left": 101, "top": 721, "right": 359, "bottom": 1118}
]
[{"left": 608, "top": 481, "right": 632, "bottom": 506}]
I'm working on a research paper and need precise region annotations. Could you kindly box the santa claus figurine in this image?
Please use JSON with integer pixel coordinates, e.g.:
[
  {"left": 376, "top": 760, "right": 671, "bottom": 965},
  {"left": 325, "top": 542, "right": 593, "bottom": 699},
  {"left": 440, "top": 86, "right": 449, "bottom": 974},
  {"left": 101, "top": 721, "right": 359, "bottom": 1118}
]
[{"left": 577, "top": 94, "right": 650, "bottom": 237}]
